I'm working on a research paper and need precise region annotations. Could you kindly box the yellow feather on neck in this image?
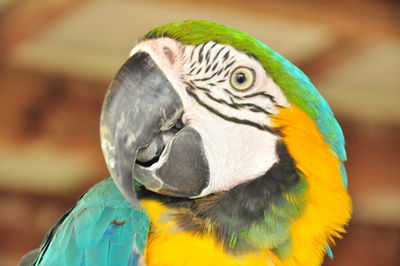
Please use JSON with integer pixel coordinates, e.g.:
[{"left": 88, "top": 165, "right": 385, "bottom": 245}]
[
  {"left": 272, "top": 105, "right": 352, "bottom": 266},
  {"left": 140, "top": 105, "right": 351, "bottom": 266},
  {"left": 140, "top": 199, "right": 281, "bottom": 266}
]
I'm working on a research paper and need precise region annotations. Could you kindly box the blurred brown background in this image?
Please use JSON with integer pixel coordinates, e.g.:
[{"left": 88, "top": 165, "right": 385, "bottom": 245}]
[{"left": 0, "top": 0, "right": 399, "bottom": 265}]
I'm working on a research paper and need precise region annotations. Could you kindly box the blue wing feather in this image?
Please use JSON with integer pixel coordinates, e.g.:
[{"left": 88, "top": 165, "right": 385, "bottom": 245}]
[{"left": 33, "top": 177, "right": 150, "bottom": 266}]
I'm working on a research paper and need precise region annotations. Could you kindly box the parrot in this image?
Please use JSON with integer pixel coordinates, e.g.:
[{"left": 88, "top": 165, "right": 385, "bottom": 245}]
[{"left": 20, "top": 20, "right": 352, "bottom": 266}]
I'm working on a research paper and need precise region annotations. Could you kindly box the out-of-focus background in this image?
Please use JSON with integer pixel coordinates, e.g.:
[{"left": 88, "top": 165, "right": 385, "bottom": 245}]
[{"left": 0, "top": 0, "right": 399, "bottom": 265}]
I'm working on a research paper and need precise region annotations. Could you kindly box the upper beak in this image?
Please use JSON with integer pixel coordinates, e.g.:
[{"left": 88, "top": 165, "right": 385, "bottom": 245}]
[{"left": 100, "top": 52, "right": 183, "bottom": 208}]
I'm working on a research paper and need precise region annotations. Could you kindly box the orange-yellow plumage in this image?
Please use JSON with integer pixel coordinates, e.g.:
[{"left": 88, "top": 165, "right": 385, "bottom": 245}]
[
  {"left": 272, "top": 105, "right": 352, "bottom": 265},
  {"left": 140, "top": 105, "right": 351, "bottom": 266},
  {"left": 141, "top": 200, "right": 281, "bottom": 266}
]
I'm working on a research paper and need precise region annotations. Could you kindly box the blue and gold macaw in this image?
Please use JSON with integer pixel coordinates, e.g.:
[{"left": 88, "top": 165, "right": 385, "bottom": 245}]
[{"left": 21, "top": 20, "right": 351, "bottom": 266}]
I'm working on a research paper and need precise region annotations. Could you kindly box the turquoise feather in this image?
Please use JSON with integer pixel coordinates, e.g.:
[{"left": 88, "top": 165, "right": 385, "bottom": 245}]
[
  {"left": 33, "top": 177, "right": 150, "bottom": 266},
  {"left": 325, "top": 245, "right": 334, "bottom": 259}
]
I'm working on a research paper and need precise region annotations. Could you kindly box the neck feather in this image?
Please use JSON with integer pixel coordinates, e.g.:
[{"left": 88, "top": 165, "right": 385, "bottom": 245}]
[{"left": 139, "top": 141, "right": 306, "bottom": 258}]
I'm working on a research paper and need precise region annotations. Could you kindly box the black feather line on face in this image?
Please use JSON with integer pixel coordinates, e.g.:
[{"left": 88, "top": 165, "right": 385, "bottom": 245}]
[
  {"left": 244, "top": 92, "right": 276, "bottom": 103},
  {"left": 223, "top": 89, "right": 276, "bottom": 108},
  {"left": 211, "top": 62, "right": 219, "bottom": 72},
  {"left": 185, "top": 82, "right": 210, "bottom": 93},
  {"left": 186, "top": 88, "right": 276, "bottom": 134},
  {"left": 214, "top": 67, "right": 223, "bottom": 76},
  {"left": 198, "top": 42, "right": 207, "bottom": 64},
  {"left": 192, "top": 71, "right": 218, "bottom": 82},
  {"left": 189, "top": 61, "right": 197, "bottom": 74},
  {"left": 205, "top": 49, "right": 211, "bottom": 65},
  {"left": 203, "top": 92, "right": 272, "bottom": 115},
  {"left": 139, "top": 141, "right": 302, "bottom": 253},
  {"left": 195, "top": 67, "right": 203, "bottom": 75},
  {"left": 213, "top": 46, "right": 225, "bottom": 62},
  {"left": 223, "top": 60, "right": 236, "bottom": 71},
  {"left": 223, "top": 69, "right": 231, "bottom": 78},
  {"left": 205, "top": 64, "right": 211, "bottom": 73},
  {"left": 189, "top": 47, "right": 195, "bottom": 63},
  {"left": 223, "top": 89, "right": 243, "bottom": 100},
  {"left": 222, "top": 50, "right": 231, "bottom": 62},
  {"left": 205, "top": 92, "right": 238, "bottom": 110}
]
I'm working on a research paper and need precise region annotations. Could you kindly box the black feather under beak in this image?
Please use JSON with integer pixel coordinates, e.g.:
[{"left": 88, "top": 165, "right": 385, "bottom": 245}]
[{"left": 100, "top": 52, "right": 209, "bottom": 208}]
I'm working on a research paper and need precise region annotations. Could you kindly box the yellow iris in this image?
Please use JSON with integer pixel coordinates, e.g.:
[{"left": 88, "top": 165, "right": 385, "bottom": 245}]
[{"left": 230, "top": 67, "right": 255, "bottom": 91}]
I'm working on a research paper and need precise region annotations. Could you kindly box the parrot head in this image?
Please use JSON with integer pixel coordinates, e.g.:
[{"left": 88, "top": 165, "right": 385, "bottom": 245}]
[{"left": 100, "top": 20, "right": 351, "bottom": 263}]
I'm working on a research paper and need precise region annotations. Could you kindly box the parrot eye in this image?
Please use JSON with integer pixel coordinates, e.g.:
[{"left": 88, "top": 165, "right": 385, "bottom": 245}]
[{"left": 230, "top": 67, "right": 255, "bottom": 91}]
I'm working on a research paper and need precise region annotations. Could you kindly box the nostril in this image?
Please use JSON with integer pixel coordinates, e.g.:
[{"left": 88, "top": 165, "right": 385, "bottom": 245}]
[
  {"left": 174, "top": 117, "right": 184, "bottom": 130},
  {"left": 163, "top": 47, "right": 175, "bottom": 65}
]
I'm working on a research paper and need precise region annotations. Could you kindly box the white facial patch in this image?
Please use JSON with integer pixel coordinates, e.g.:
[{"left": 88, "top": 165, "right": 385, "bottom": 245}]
[
  {"left": 187, "top": 104, "right": 280, "bottom": 195},
  {"left": 130, "top": 38, "right": 290, "bottom": 195},
  {"left": 180, "top": 42, "right": 290, "bottom": 195}
]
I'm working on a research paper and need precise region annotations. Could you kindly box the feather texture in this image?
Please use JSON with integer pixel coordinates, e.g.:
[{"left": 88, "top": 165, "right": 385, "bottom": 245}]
[
  {"left": 33, "top": 177, "right": 150, "bottom": 266},
  {"left": 144, "top": 20, "right": 348, "bottom": 187}
]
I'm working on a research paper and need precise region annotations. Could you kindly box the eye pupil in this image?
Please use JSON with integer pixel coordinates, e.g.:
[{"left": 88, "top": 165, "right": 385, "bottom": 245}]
[
  {"left": 230, "top": 67, "right": 254, "bottom": 91},
  {"left": 236, "top": 72, "right": 247, "bottom": 84}
]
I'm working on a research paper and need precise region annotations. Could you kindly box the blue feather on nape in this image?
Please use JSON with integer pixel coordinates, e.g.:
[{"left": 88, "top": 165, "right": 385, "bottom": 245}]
[
  {"left": 325, "top": 245, "right": 334, "bottom": 259},
  {"left": 340, "top": 163, "right": 348, "bottom": 188}
]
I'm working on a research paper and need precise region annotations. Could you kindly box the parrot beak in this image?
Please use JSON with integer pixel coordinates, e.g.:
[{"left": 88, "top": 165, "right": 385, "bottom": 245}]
[
  {"left": 100, "top": 51, "right": 210, "bottom": 208},
  {"left": 100, "top": 52, "right": 184, "bottom": 208}
]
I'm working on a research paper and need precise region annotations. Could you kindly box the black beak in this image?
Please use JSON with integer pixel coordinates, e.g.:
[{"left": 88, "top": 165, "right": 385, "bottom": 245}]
[
  {"left": 100, "top": 52, "right": 209, "bottom": 208},
  {"left": 100, "top": 52, "right": 183, "bottom": 208}
]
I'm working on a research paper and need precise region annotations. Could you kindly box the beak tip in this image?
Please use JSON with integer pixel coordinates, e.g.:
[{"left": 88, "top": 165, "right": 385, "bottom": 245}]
[
  {"left": 127, "top": 196, "right": 141, "bottom": 209},
  {"left": 117, "top": 181, "right": 141, "bottom": 209},
  {"left": 111, "top": 170, "right": 141, "bottom": 209}
]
